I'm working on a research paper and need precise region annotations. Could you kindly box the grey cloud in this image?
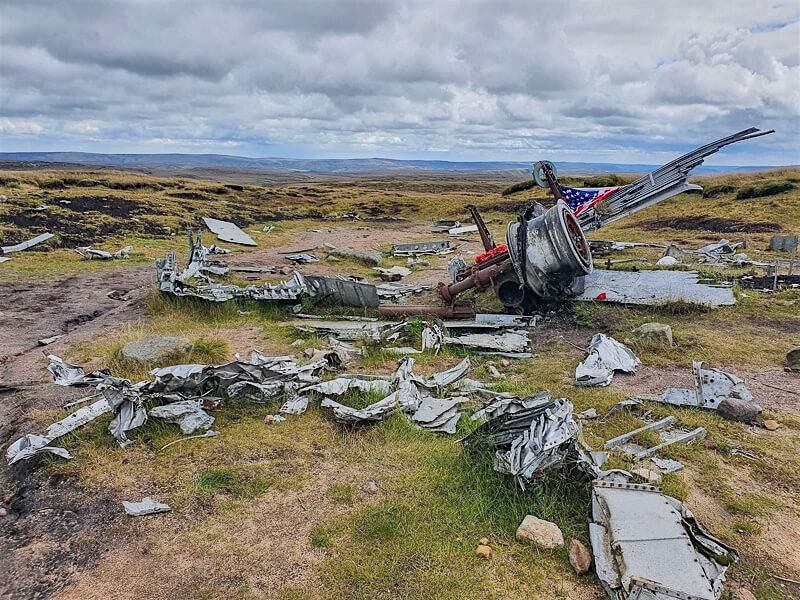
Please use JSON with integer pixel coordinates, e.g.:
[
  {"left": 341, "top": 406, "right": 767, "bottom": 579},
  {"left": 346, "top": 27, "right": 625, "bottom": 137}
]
[{"left": 0, "top": 0, "right": 798, "bottom": 163}]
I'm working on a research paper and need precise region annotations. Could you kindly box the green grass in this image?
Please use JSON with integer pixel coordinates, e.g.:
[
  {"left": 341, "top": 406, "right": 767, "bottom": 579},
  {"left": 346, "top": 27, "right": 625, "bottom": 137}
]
[
  {"left": 196, "top": 466, "right": 275, "bottom": 499},
  {"left": 326, "top": 483, "right": 356, "bottom": 504}
]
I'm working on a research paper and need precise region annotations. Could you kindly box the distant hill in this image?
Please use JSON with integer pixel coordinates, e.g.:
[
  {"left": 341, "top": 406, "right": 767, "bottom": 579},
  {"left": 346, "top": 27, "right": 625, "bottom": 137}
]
[{"left": 0, "top": 151, "right": 785, "bottom": 176}]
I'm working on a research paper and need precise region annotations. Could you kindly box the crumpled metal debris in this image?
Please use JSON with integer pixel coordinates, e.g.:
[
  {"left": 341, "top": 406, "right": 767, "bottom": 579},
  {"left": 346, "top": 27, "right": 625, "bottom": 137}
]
[
  {"left": 149, "top": 400, "right": 214, "bottom": 434},
  {"left": 465, "top": 390, "right": 631, "bottom": 488},
  {"left": 575, "top": 334, "right": 640, "bottom": 387},
  {"left": 634, "top": 361, "right": 759, "bottom": 413},
  {"left": 376, "top": 281, "right": 431, "bottom": 301},
  {"left": 589, "top": 481, "right": 736, "bottom": 600},
  {"left": 7, "top": 351, "right": 333, "bottom": 464},
  {"left": 157, "top": 243, "right": 379, "bottom": 307},
  {"left": 286, "top": 253, "right": 319, "bottom": 264},
  {"left": 75, "top": 245, "right": 133, "bottom": 260},
  {"left": 374, "top": 266, "right": 412, "bottom": 281},
  {"left": 576, "top": 269, "right": 736, "bottom": 307},
  {"left": 122, "top": 497, "right": 172, "bottom": 516},
  {"left": 410, "top": 396, "right": 465, "bottom": 434},
  {"left": 5, "top": 397, "right": 112, "bottom": 464},
  {"left": 202, "top": 216, "right": 257, "bottom": 246},
  {"left": 311, "top": 357, "right": 470, "bottom": 433},
  {"left": 464, "top": 394, "right": 587, "bottom": 488}
]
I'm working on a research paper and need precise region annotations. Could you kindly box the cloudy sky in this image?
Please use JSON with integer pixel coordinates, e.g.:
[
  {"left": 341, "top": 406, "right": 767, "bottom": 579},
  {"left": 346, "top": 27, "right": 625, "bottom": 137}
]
[{"left": 1, "top": 1, "right": 798, "bottom": 164}]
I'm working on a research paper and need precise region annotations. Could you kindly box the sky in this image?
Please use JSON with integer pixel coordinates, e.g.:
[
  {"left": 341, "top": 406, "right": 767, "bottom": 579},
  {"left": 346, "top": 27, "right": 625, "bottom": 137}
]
[{"left": 1, "top": 1, "right": 798, "bottom": 165}]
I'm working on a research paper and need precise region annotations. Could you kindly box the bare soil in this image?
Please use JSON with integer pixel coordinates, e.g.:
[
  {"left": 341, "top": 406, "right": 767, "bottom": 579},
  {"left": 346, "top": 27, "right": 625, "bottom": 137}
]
[{"left": 636, "top": 216, "right": 782, "bottom": 233}]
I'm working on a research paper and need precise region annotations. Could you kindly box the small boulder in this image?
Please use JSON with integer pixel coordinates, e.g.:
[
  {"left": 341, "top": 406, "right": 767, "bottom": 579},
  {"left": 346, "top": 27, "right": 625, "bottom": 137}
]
[
  {"left": 475, "top": 543, "right": 492, "bottom": 559},
  {"left": 362, "top": 480, "right": 379, "bottom": 495},
  {"left": 787, "top": 347, "right": 800, "bottom": 372},
  {"left": 0, "top": 507, "right": 7, "bottom": 517},
  {"left": 515, "top": 515, "right": 564, "bottom": 549},
  {"left": 121, "top": 335, "right": 190, "bottom": 364},
  {"left": 763, "top": 419, "right": 780, "bottom": 431},
  {"left": 718, "top": 396, "right": 762, "bottom": 423},
  {"left": 632, "top": 322, "right": 673, "bottom": 347},
  {"left": 655, "top": 255, "right": 679, "bottom": 267},
  {"left": 568, "top": 539, "right": 592, "bottom": 574}
]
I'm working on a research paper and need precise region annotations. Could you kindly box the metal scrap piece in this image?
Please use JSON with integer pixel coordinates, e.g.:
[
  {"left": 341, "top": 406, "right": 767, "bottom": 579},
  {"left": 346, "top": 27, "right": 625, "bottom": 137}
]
[
  {"left": 577, "top": 269, "right": 736, "bottom": 307},
  {"left": 202, "top": 217, "right": 257, "bottom": 246},
  {"left": 1, "top": 232, "right": 55, "bottom": 254},
  {"left": 443, "top": 331, "right": 529, "bottom": 353},
  {"left": 575, "top": 334, "right": 640, "bottom": 387},
  {"left": 149, "top": 400, "right": 214, "bottom": 434},
  {"left": 373, "top": 266, "right": 412, "bottom": 281},
  {"left": 324, "top": 245, "right": 382, "bottom": 265},
  {"left": 304, "top": 275, "right": 379, "bottom": 308},
  {"left": 376, "top": 281, "right": 431, "bottom": 300},
  {"left": 302, "top": 377, "right": 392, "bottom": 396},
  {"left": 392, "top": 240, "right": 451, "bottom": 256},
  {"left": 578, "top": 127, "right": 773, "bottom": 230},
  {"left": 639, "top": 361, "right": 757, "bottom": 411},
  {"left": 651, "top": 457, "right": 684, "bottom": 473},
  {"left": 279, "top": 395, "right": 309, "bottom": 415},
  {"left": 470, "top": 391, "right": 553, "bottom": 424},
  {"left": 286, "top": 253, "right": 319, "bottom": 263},
  {"left": 449, "top": 224, "right": 478, "bottom": 235},
  {"left": 75, "top": 245, "right": 132, "bottom": 260},
  {"left": 421, "top": 324, "right": 443, "bottom": 353},
  {"left": 122, "top": 497, "right": 172, "bottom": 517},
  {"left": 589, "top": 481, "right": 736, "bottom": 600},
  {"left": 5, "top": 397, "right": 112, "bottom": 464}
]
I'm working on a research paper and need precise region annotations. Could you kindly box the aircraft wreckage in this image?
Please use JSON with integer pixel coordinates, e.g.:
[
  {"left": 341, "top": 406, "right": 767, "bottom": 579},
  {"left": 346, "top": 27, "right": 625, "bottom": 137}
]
[
  {"left": 439, "top": 127, "right": 773, "bottom": 313},
  {"left": 151, "top": 127, "right": 772, "bottom": 314}
]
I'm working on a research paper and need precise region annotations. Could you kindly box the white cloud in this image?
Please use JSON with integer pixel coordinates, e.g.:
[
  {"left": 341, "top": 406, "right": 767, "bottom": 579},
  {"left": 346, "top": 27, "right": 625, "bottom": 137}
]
[{"left": 0, "top": 0, "right": 797, "bottom": 163}]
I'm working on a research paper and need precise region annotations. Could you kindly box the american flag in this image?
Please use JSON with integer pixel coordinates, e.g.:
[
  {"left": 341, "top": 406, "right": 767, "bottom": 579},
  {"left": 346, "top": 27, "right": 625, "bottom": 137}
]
[{"left": 559, "top": 185, "right": 621, "bottom": 216}]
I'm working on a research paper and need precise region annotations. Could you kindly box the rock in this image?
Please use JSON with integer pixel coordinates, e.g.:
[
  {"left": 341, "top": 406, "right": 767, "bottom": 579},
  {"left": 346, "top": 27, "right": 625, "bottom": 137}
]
[
  {"left": 263, "top": 414, "right": 286, "bottom": 424},
  {"left": 362, "top": 480, "right": 379, "bottom": 494},
  {"left": 475, "top": 543, "right": 492, "bottom": 559},
  {"left": 656, "top": 255, "right": 679, "bottom": 267},
  {"left": 718, "top": 396, "right": 762, "bottom": 423},
  {"left": 121, "top": 335, "right": 190, "bottom": 364},
  {"left": 568, "top": 539, "right": 592, "bottom": 574},
  {"left": 0, "top": 195, "right": 7, "bottom": 202},
  {"left": 486, "top": 364, "right": 502, "bottom": 379},
  {"left": 499, "top": 359, "right": 511, "bottom": 368},
  {"left": 787, "top": 347, "right": 800, "bottom": 372},
  {"left": 515, "top": 515, "right": 564, "bottom": 549},
  {"left": 763, "top": 419, "right": 780, "bottom": 431},
  {"left": 0, "top": 507, "right": 7, "bottom": 517},
  {"left": 479, "top": 537, "right": 488, "bottom": 545},
  {"left": 732, "top": 587, "right": 757, "bottom": 600},
  {"left": 632, "top": 322, "right": 673, "bottom": 347}
]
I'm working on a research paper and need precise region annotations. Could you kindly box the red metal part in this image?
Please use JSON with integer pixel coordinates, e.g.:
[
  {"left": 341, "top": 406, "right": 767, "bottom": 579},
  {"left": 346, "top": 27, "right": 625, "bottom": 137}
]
[{"left": 475, "top": 244, "right": 508, "bottom": 264}]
